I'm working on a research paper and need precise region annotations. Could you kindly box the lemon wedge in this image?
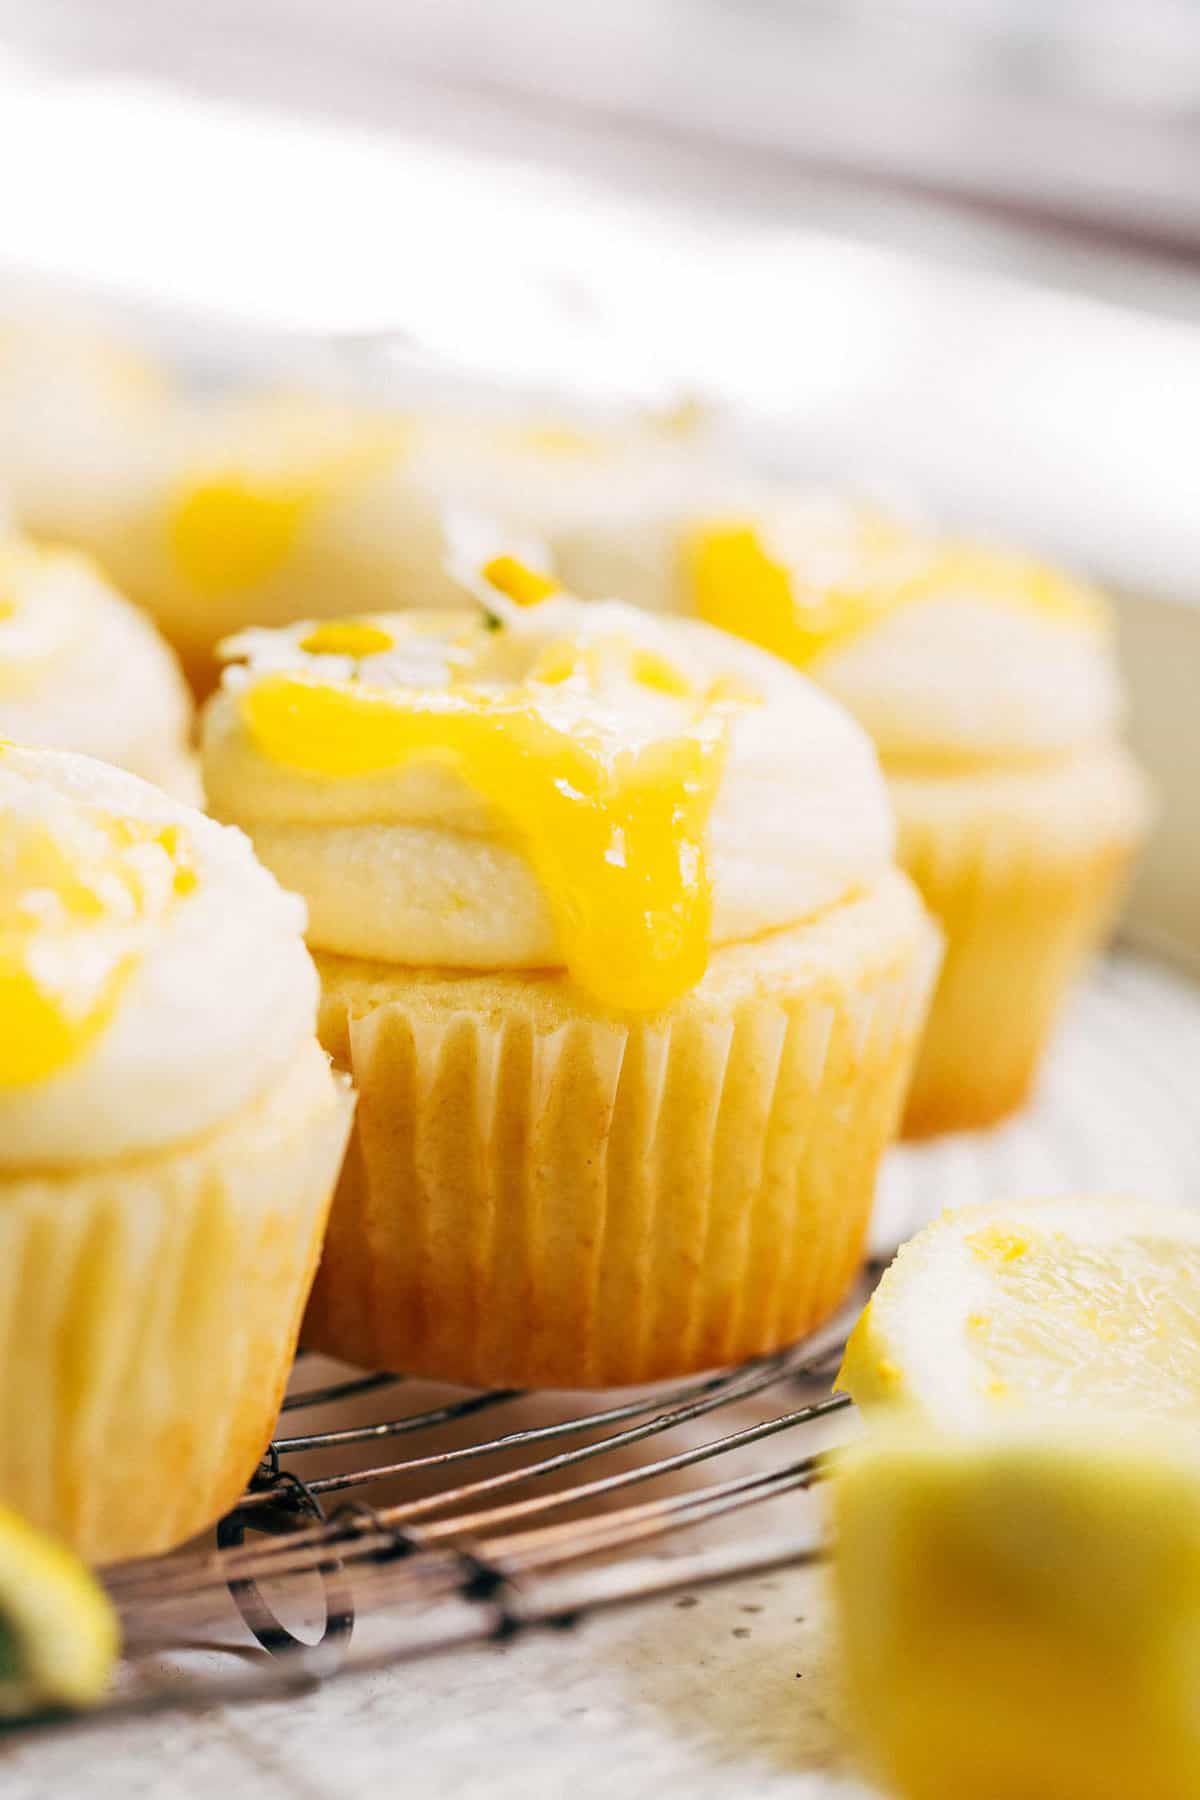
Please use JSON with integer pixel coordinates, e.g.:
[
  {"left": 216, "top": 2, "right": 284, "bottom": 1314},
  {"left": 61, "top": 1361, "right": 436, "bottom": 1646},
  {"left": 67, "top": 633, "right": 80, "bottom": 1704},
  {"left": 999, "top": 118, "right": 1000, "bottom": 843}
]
[
  {"left": 832, "top": 1423, "right": 1200, "bottom": 1800},
  {"left": 0, "top": 1504, "right": 118, "bottom": 1717},
  {"left": 839, "top": 1196, "right": 1200, "bottom": 1425}
]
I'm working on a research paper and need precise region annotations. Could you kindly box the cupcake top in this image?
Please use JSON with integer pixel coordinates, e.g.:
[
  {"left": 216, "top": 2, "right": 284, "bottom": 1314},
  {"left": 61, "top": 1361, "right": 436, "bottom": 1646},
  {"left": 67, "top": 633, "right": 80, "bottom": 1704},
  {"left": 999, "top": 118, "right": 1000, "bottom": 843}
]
[
  {"left": 158, "top": 398, "right": 727, "bottom": 618},
  {"left": 0, "top": 539, "right": 192, "bottom": 782},
  {"left": 0, "top": 745, "right": 318, "bottom": 1167},
  {"left": 409, "top": 408, "right": 736, "bottom": 611},
  {"left": 203, "top": 577, "right": 895, "bottom": 1012},
  {"left": 685, "top": 497, "right": 1125, "bottom": 762},
  {"left": 161, "top": 395, "right": 410, "bottom": 605}
]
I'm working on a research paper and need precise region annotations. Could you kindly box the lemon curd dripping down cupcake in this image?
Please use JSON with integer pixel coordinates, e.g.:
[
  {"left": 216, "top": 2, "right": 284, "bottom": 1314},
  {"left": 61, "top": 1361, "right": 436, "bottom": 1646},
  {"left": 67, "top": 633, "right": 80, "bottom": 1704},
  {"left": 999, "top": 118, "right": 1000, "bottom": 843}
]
[
  {"left": 686, "top": 499, "right": 1153, "bottom": 1136},
  {"left": 0, "top": 536, "right": 196, "bottom": 799},
  {"left": 0, "top": 746, "right": 352, "bottom": 1563},
  {"left": 203, "top": 581, "right": 939, "bottom": 1387}
]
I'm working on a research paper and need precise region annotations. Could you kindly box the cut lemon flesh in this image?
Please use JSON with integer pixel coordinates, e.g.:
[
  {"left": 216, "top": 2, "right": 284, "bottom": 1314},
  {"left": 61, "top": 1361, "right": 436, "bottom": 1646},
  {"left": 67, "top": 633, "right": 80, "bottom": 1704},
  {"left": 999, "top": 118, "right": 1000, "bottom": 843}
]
[
  {"left": 832, "top": 1423, "right": 1200, "bottom": 1800},
  {"left": 0, "top": 1504, "right": 117, "bottom": 1716},
  {"left": 839, "top": 1196, "right": 1200, "bottom": 1426}
]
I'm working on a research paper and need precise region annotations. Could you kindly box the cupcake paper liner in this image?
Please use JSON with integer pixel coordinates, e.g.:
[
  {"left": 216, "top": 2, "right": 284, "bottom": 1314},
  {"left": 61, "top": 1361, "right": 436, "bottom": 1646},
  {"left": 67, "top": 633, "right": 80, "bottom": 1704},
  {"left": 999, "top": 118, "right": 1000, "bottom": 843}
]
[
  {"left": 0, "top": 1041, "right": 352, "bottom": 1564},
  {"left": 305, "top": 872, "right": 938, "bottom": 1388},
  {"left": 893, "top": 744, "right": 1152, "bottom": 1138}
]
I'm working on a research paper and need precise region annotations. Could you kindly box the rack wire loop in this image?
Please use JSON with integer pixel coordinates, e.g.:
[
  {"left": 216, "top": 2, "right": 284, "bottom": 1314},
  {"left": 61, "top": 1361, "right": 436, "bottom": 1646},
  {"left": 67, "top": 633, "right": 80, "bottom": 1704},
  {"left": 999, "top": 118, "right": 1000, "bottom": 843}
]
[{"left": 217, "top": 1470, "right": 356, "bottom": 1658}]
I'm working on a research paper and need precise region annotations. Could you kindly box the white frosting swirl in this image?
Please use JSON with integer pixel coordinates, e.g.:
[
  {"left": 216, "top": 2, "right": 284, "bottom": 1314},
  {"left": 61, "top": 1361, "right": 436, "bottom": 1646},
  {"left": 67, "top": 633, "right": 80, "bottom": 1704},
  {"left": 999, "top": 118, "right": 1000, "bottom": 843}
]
[
  {"left": 203, "top": 599, "right": 895, "bottom": 972},
  {"left": 815, "top": 597, "right": 1125, "bottom": 761},
  {"left": 0, "top": 747, "right": 319, "bottom": 1168},
  {"left": 0, "top": 541, "right": 193, "bottom": 785},
  {"left": 408, "top": 413, "right": 742, "bottom": 614}
]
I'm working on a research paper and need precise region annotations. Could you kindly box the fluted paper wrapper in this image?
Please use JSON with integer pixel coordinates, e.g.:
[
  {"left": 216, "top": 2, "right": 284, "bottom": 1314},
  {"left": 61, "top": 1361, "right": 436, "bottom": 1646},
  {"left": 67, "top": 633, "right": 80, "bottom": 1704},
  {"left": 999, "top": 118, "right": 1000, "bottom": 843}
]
[
  {"left": 893, "top": 744, "right": 1152, "bottom": 1138},
  {"left": 0, "top": 1042, "right": 352, "bottom": 1564},
  {"left": 306, "top": 873, "right": 938, "bottom": 1388}
]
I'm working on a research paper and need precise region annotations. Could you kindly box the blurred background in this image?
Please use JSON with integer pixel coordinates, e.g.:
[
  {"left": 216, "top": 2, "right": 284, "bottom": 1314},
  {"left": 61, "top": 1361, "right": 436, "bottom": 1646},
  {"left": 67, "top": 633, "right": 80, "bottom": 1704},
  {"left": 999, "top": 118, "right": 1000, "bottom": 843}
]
[{"left": 0, "top": 0, "right": 1196, "bottom": 953}]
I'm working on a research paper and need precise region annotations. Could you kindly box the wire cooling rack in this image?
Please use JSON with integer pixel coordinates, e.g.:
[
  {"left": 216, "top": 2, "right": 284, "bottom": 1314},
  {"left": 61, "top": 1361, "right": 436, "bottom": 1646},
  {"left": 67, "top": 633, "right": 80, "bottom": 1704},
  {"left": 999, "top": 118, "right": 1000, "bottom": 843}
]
[
  {"left": 17, "top": 953, "right": 1200, "bottom": 1739},
  {"left": 88, "top": 1290, "right": 861, "bottom": 1729}
]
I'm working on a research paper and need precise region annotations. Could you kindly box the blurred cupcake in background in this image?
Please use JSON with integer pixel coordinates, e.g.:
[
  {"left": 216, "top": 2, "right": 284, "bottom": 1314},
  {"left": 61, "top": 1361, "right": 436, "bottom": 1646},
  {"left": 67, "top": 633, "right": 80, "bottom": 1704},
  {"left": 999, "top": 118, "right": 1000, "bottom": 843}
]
[
  {"left": 685, "top": 498, "right": 1153, "bottom": 1134},
  {"left": 78, "top": 392, "right": 414, "bottom": 693},
  {"left": 79, "top": 389, "right": 730, "bottom": 692},
  {"left": 0, "top": 745, "right": 352, "bottom": 1563},
  {"left": 0, "top": 315, "right": 171, "bottom": 552},
  {"left": 203, "top": 570, "right": 938, "bottom": 1387},
  {"left": 0, "top": 536, "right": 196, "bottom": 800},
  {"left": 404, "top": 400, "right": 735, "bottom": 611}
]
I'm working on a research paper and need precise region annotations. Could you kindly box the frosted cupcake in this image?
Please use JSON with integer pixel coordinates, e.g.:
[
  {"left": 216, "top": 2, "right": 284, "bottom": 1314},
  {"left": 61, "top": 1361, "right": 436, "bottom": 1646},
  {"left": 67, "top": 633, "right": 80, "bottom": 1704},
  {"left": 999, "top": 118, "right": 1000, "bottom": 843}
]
[
  {"left": 64, "top": 393, "right": 408, "bottom": 694},
  {"left": 685, "top": 500, "right": 1152, "bottom": 1134},
  {"left": 0, "top": 746, "right": 352, "bottom": 1563},
  {"left": 0, "top": 536, "right": 195, "bottom": 799},
  {"left": 203, "top": 575, "right": 938, "bottom": 1387},
  {"left": 405, "top": 405, "right": 735, "bottom": 612},
  {"left": 83, "top": 394, "right": 727, "bottom": 693}
]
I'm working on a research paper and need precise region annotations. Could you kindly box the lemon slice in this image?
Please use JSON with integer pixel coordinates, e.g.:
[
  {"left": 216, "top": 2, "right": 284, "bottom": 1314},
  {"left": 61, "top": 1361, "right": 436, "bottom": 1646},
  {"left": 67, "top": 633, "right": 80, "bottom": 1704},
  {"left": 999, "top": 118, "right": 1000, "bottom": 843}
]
[
  {"left": 832, "top": 1423, "right": 1200, "bottom": 1800},
  {"left": 839, "top": 1195, "right": 1200, "bottom": 1425},
  {"left": 0, "top": 1505, "right": 118, "bottom": 1717}
]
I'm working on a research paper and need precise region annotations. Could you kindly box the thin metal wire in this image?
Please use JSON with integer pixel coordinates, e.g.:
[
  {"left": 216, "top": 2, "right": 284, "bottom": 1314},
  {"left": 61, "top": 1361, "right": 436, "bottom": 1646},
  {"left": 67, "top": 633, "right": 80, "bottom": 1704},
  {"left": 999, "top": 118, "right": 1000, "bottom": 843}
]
[
  {"left": 106, "top": 1298, "right": 859, "bottom": 1605},
  {"left": 108, "top": 1389, "right": 849, "bottom": 1605},
  {"left": 279, "top": 1370, "right": 406, "bottom": 1414},
  {"left": 273, "top": 1387, "right": 522, "bottom": 1455},
  {"left": 74, "top": 1290, "right": 866, "bottom": 1731},
  {"left": 28, "top": 1529, "right": 830, "bottom": 1743}
]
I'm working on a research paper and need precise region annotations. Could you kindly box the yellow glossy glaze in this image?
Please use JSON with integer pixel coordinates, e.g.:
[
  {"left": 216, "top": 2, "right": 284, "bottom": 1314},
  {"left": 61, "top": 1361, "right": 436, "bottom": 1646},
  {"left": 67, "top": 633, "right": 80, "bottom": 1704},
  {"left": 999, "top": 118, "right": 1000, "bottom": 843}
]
[
  {"left": 240, "top": 642, "right": 737, "bottom": 1012},
  {"left": 300, "top": 620, "right": 396, "bottom": 658},
  {"left": 0, "top": 798, "right": 196, "bottom": 1087},
  {"left": 481, "top": 556, "right": 560, "bottom": 607},
  {"left": 686, "top": 518, "right": 1104, "bottom": 669}
]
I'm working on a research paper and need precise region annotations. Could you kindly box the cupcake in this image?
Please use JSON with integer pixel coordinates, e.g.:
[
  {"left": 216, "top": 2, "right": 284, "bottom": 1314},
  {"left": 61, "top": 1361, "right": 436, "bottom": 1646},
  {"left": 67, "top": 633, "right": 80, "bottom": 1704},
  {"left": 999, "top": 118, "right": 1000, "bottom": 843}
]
[
  {"left": 81, "top": 393, "right": 729, "bottom": 693},
  {"left": 84, "top": 393, "right": 419, "bottom": 693},
  {"left": 0, "top": 536, "right": 196, "bottom": 799},
  {"left": 405, "top": 404, "right": 735, "bottom": 614},
  {"left": 0, "top": 745, "right": 352, "bottom": 1562},
  {"left": 683, "top": 499, "right": 1153, "bottom": 1134},
  {"left": 203, "top": 575, "right": 938, "bottom": 1387}
]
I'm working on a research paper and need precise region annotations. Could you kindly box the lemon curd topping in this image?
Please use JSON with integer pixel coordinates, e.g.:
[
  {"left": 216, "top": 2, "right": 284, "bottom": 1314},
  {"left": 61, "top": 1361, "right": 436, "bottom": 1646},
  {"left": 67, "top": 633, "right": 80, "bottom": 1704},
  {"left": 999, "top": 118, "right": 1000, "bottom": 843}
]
[
  {"left": 237, "top": 626, "right": 745, "bottom": 1012},
  {"left": 481, "top": 556, "right": 559, "bottom": 607},
  {"left": 0, "top": 793, "right": 197, "bottom": 1086},
  {"left": 168, "top": 420, "right": 406, "bottom": 596},
  {"left": 686, "top": 514, "right": 1106, "bottom": 670},
  {"left": 300, "top": 620, "right": 396, "bottom": 659}
]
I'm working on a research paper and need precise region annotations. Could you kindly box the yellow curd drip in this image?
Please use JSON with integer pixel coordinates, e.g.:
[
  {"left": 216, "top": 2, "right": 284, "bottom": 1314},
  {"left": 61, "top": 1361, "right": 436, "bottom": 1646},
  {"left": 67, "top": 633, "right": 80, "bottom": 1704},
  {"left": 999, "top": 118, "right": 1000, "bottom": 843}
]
[
  {"left": 0, "top": 801, "right": 197, "bottom": 1086},
  {"left": 169, "top": 426, "right": 404, "bottom": 596},
  {"left": 686, "top": 519, "right": 1105, "bottom": 669},
  {"left": 240, "top": 644, "right": 737, "bottom": 1012}
]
